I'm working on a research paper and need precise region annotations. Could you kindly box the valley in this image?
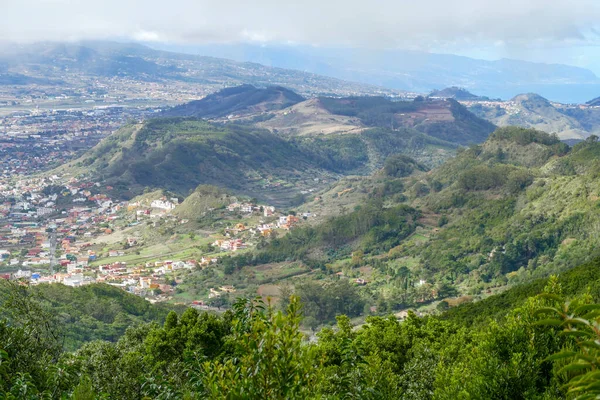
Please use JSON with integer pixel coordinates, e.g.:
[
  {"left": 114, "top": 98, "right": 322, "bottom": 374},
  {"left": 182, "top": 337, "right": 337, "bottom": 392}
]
[{"left": 3, "top": 43, "right": 600, "bottom": 400}]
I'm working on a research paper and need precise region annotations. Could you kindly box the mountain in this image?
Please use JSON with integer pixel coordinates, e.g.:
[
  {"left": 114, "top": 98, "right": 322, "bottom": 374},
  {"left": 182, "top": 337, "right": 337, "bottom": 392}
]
[
  {"left": 157, "top": 43, "right": 600, "bottom": 103},
  {"left": 587, "top": 96, "right": 600, "bottom": 107},
  {"left": 58, "top": 86, "right": 499, "bottom": 204},
  {"left": 0, "top": 41, "right": 403, "bottom": 97},
  {"left": 60, "top": 117, "right": 457, "bottom": 206},
  {"left": 161, "top": 84, "right": 305, "bottom": 119},
  {"left": 429, "top": 87, "right": 489, "bottom": 101},
  {"left": 229, "top": 127, "right": 600, "bottom": 307},
  {"left": 467, "top": 93, "right": 600, "bottom": 140},
  {"left": 316, "top": 96, "right": 496, "bottom": 145}
]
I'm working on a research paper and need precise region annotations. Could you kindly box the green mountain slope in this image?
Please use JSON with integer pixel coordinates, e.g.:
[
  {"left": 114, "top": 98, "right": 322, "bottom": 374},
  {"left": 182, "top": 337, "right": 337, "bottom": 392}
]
[
  {"left": 4, "top": 254, "right": 600, "bottom": 399},
  {"left": 319, "top": 96, "right": 496, "bottom": 144},
  {"left": 61, "top": 117, "right": 458, "bottom": 205},
  {"left": 0, "top": 281, "right": 177, "bottom": 351},
  {"left": 218, "top": 127, "right": 600, "bottom": 310}
]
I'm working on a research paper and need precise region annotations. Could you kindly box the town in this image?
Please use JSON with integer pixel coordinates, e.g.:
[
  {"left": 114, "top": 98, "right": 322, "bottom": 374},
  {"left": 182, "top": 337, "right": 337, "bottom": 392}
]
[{"left": 0, "top": 172, "right": 311, "bottom": 305}]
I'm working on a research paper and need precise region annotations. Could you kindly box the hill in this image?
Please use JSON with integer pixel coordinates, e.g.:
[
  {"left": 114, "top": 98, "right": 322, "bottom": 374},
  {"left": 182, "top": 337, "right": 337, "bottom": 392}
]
[
  {"left": 467, "top": 93, "right": 600, "bottom": 140},
  {"left": 161, "top": 84, "right": 305, "bottom": 119},
  {"left": 215, "top": 127, "right": 600, "bottom": 312},
  {"left": 160, "top": 86, "right": 496, "bottom": 144},
  {"left": 59, "top": 117, "right": 458, "bottom": 205},
  {"left": 5, "top": 256, "right": 600, "bottom": 398},
  {"left": 429, "top": 87, "right": 489, "bottom": 101},
  {"left": 587, "top": 96, "right": 600, "bottom": 106},
  {"left": 0, "top": 281, "right": 177, "bottom": 351},
  {"left": 257, "top": 98, "right": 366, "bottom": 136},
  {"left": 318, "top": 96, "right": 496, "bottom": 145}
]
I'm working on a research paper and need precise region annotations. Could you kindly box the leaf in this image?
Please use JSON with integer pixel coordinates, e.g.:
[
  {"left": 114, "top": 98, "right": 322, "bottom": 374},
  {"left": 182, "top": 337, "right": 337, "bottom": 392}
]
[
  {"left": 560, "top": 330, "right": 597, "bottom": 339},
  {"left": 574, "top": 304, "right": 600, "bottom": 315},
  {"left": 564, "top": 317, "right": 592, "bottom": 327},
  {"left": 538, "top": 294, "right": 564, "bottom": 302},
  {"left": 578, "top": 340, "right": 600, "bottom": 351},
  {"left": 558, "top": 362, "right": 592, "bottom": 375},
  {"left": 545, "top": 351, "right": 578, "bottom": 362},
  {"left": 533, "top": 319, "right": 564, "bottom": 327},
  {"left": 582, "top": 310, "right": 600, "bottom": 320},
  {"left": 534, "top": 307, "right": 563, "bottom": 317}
]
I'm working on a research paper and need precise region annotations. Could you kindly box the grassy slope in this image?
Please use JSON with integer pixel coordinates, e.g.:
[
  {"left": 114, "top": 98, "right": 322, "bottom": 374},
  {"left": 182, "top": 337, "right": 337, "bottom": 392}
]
[{"left": 61, "top": 118, "right": 457, "bottom": 206}]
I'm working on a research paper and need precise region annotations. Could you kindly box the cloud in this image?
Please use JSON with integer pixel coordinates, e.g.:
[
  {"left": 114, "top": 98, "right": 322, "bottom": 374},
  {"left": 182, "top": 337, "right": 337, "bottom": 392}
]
[{"left": 2, "top": 0, "right": 600, "bottom": 50}]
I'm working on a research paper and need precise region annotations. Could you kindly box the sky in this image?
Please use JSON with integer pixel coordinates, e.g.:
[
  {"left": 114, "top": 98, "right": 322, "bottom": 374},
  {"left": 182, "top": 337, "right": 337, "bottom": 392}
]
[{"left": 3, "top": 0, "right": 600, "bottom": 74}]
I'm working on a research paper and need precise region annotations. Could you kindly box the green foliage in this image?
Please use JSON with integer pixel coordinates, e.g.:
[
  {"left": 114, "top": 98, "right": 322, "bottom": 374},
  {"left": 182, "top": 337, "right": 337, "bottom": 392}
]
[
  {"left": 457, "top": 164, "right": 514, "bottom": 191},
  {"left": 536, "top": 296, "right": 600, "bottom": 400},
  {"left": 295, "top": 280, "right": 365, "bottom": 322},
  {"left": 6, "top": 266, "right": 600, "bottom": 398},
  {"left": 201, "top": 297, "right": 318, "bottom": 399},
  {"left": 0, "top": 282, "right": 177, "bottom": 351},
  {"left": 383, "top": 154, "right": 428, "bottom": 178},
  {"left": 489, "top": 126, "right": 563, "bottom": 146},
  {"left": 219, "top": 201, "right": 419, "bottom": 270}
]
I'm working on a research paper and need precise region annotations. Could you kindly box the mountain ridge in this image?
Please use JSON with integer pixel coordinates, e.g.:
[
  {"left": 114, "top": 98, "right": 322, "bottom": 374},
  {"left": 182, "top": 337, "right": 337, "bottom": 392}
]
[{"left": 154, "top": 43, "right": 600, "bottom": 103}]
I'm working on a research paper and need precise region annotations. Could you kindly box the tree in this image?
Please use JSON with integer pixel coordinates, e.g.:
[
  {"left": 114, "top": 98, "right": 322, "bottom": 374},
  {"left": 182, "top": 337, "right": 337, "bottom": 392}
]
[{"left": 201, "top": 297, "right": 320, "bottom": 399}]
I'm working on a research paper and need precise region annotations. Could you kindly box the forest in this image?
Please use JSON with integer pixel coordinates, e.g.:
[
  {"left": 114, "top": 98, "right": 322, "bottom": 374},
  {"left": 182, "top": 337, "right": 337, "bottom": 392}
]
[{"left": 3, "top": 255, "right": 600, "bottom": 399}]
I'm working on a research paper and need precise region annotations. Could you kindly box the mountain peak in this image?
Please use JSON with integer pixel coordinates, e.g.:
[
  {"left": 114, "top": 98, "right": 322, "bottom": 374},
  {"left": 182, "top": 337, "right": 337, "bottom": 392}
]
[
  {"left": 162, "top": 84, "right": 305, "bottom": 119},
  {"left": 429, "top": 87, "right": 487, "bottom": 101},
  {"left": 510, "top": 93, "right": 551, "bottom": 105}
]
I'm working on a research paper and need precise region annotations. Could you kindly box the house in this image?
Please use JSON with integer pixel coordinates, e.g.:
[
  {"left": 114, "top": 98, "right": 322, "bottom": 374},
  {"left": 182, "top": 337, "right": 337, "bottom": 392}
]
[
  {"left": 240, "top": 203, "right": 255, "bottom": 213},
  {"left": 278, "top": 215, "right": 300, "bottom": 230},
  {"left": 150, "top": 199, "right": 176, "bottom": 211},
  {"left": 220, "top": 285, "right": 236, "bottom": 293},
  {"left": 227, "top": 203, "right": 240, "bottom": 212},
  {"left": 263, "top": 206, "right": 275, "bottom": 217}
]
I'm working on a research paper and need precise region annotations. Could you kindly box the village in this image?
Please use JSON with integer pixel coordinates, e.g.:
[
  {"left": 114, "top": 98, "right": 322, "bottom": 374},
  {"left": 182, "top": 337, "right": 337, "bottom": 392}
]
[{"left": 0, "top": 172, "right": 311, "bottom": 304}]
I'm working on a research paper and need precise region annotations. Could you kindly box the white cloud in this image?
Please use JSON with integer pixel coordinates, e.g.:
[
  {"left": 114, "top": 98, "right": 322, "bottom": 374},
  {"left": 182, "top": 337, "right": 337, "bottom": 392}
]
[
  {"left": 133, "top": 30, "right": 163, "bottom": 42},
  {"left": 2, "top": 0, "right": 600, "bottom": 50}
]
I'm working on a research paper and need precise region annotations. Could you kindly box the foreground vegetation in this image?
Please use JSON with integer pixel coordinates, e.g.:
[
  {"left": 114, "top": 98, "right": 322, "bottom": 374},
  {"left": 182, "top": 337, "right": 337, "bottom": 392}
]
[{"left": 4, "top": 255, "right": 600, "bottom": 398}]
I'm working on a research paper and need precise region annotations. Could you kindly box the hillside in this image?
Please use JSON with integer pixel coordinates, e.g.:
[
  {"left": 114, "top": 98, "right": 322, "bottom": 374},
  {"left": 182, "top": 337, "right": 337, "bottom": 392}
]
[
  {"left": 587, "top": 96, "right": 600, "bottom": 106},
  {"left": 214, "top": 127, "right": 600, "bottom": 312},
  {"left": 257, "top": 98, "right": 366, "bottom": 136},
  {"left": 319, "top": 96, "right": 496, "bottom": 144},
  {"left": 467, "top": 93, "right": 600, "bottom": 140},
  {"left": 161, "top": 84, "right": 305, "bottom": 119},
  {"left": 0, "top": 41, "right": 403, "bottom": 97},
  {"left": 60, "top": 117, "right": 458, "bottom": 205},
  {"left": 0, "top": 281, "right": 177, "bottom": 351},
  {"left": 5, "top": 256, "right": 600, "bottom": 398}
]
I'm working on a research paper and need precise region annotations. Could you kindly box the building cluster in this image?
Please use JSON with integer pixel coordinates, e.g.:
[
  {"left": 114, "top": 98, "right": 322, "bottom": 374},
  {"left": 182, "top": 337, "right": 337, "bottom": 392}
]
[
  {"left": 0, "top": 175, "right": 310, "bottom": 303},
  {"left": 0, "top": 106, "right": 162, "bottom": 176}
]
